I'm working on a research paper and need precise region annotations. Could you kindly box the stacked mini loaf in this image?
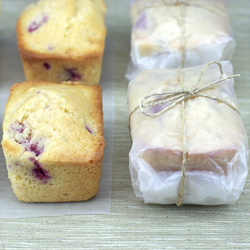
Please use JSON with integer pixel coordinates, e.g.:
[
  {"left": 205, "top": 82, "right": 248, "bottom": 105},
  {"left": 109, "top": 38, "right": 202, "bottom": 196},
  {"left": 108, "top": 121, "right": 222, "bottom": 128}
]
[
  {"left": 127, "top": 0, "right": 248, "bottom": 205},
  {"left": 17, "top": 0, "right": 106, "bottom": 85},
  {"left": 1, "top": 0, "right": 106, "bottom": 202},
  {"left": 126, "top": 0, "right": 235, "bottom": 80}
]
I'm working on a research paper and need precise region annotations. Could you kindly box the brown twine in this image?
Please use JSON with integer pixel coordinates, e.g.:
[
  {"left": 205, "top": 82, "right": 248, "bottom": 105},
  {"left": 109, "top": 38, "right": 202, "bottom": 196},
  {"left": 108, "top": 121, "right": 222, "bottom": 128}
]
[{"left": 128, "top": 61, "right": 240, "bottom": 206}]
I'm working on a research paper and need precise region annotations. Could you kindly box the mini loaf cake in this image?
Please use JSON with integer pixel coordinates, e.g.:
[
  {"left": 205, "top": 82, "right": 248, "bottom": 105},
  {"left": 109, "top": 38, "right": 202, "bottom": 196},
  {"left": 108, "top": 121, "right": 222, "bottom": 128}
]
[
  {"left": 17, "top": 0, "right": 106, "bottom": 85},
  {"left": 127, "top": 62, "right": 248, "bottom": 205},
  {"left": 126, "top": 0, "right": 235, "bottom": 79},
  {"left": 1, "top": 82, "right": 105, "bottom": 202}
]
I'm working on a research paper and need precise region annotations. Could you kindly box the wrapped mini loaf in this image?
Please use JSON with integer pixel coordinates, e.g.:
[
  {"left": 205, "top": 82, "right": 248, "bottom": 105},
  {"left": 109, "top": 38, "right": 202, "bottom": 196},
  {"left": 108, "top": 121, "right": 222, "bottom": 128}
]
[
  {"left": 17, "top": 0, "right": 106, "bottom": 85},
  {"left": 2, "top": 82, "right": 105, "bottom": 202},
  {"left": 126, "top": 0, "right": 235, "bottom": 79},
  {"left": 127, "top": 62, "right": 248, "bottom": 205}
]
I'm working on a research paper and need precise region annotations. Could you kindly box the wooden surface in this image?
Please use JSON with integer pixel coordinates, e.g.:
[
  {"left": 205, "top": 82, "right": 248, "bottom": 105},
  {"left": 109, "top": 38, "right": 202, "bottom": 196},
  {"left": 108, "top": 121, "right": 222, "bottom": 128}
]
[{"left": 1, "top": 0, "right": 250, "bottom": 249}]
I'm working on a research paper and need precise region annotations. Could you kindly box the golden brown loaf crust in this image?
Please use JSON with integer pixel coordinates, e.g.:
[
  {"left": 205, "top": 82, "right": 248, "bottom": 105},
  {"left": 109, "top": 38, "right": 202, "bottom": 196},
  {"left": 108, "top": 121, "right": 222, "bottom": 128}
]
[
  {"left": 2, "top": 81, "right": 105, "bottom": 202},
  {"left": 16, "top": 0, "right": 107, "bottom": 85}
]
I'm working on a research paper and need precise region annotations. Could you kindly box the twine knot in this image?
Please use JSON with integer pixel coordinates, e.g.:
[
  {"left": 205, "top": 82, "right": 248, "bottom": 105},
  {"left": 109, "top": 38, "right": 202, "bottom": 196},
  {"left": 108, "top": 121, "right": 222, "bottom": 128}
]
[
  {"left": 185, "top": 89, "right": 195, "bottom": 97},
  {"left": 138, "top": 62, "right": 239, "bottom": 118}
]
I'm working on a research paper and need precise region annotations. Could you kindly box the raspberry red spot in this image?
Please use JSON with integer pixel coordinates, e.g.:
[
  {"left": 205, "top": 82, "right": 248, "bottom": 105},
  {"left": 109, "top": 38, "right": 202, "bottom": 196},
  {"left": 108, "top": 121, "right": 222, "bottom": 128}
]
[
  {"left": 28, "top": 15, "right": 48, "bottom": 33},
  {"left": 12, "top": 123, "right": 44, "bottom": 156},
  {"left": 11, "top": 122, "right": 26, "bottom": 133},
  {"left": 85, "top": 126, "right": 93, "bottom": 134},
  {"left": 29, "top": 157, "right": 35, "bottom": 162},
  {"left": 28, "top": 22, "right": 40, "bottom": 33},
  {"left": 47, "top": 45, "right": 55, "bottom": 51},
  {"left": 43, "top": 62, "right": 51, "bottom": 70},
  {"left": 25, "top": 141, "right": 44, "bottom": 156},
  {"left": 37, "top": 91, "right": 41, "bottom": 94},
  {"left": 65, "top": 68, "right": 82, "bottom": 81},
  {"left": 32, "top": 161, "right": 50, "bottom": 183}
]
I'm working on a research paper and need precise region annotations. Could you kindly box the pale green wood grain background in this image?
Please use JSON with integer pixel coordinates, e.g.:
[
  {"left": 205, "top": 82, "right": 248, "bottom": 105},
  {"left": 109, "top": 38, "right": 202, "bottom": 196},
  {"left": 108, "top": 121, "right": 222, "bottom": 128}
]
[{"left": 0, "top": 0, "right": 250, "bottom": 249}]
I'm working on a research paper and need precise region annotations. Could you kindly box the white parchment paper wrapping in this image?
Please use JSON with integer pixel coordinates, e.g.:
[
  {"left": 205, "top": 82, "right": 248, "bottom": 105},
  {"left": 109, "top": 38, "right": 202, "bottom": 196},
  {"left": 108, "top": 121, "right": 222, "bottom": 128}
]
[
  {"left": 127, "top": 62, "right": 248, "bottom": 205},
  {"left": 0, "top": 2, "right": 114, "bottom": 218},
  {"left": 126, "top": 0, "right": 236, "bottom": 80}
]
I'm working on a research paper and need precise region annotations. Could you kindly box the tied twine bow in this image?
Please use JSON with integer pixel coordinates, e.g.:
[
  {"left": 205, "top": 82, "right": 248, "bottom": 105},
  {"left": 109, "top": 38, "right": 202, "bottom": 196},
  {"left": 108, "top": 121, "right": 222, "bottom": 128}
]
[
  {"left": 129, "top": 61, "right": 240, "bottom": 206},
  {"left": 139, "top": 62, "right": 239, "bottom": 118}
]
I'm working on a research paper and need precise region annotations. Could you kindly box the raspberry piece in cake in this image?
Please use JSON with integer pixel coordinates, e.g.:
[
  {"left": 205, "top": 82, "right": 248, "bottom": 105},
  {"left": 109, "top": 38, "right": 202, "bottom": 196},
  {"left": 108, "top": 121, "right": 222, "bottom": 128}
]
[
  {"left": 11, "top": 122, "right": 26, "bottom": 133},
  {"left": 28, "top": 15, "right": 48, "bottom": 33},
  {"left": 12, "top": 122, "right": 44, "bottom": 156},
  {"left": 25, "top": 141, "right": 44, "bottom": 156},
  {"left": 43, "top": 62, "right": 51, "bottom": 70},
  {"left": 32, "top": 161, "right": 51, "bottom": 183},
  {"left": 85, "top": 126, "right": 93, "bottom": 135},
  {"left": 65, "top": 68, "right": 82, "bottom": 81}
]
